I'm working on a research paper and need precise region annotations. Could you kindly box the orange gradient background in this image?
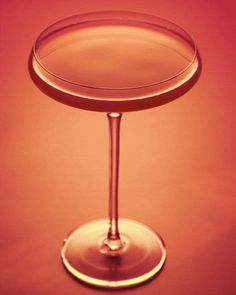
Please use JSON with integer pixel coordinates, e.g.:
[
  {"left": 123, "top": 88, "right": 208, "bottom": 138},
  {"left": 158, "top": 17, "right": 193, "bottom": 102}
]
[{"left": 0, "top": 0, "right": 236, "bottom": 294}]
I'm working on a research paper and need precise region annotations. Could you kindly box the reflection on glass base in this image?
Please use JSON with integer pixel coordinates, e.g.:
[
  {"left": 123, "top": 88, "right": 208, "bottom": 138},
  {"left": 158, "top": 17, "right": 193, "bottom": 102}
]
[{"left": 61, "top": 219, "right": 166, "bottom": 288}]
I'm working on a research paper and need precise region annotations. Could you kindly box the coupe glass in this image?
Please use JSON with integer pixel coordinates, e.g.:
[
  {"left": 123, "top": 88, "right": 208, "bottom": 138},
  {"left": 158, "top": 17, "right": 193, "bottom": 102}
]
[{"left": 29, "top": 11, "right": 199, "bottom": 288}]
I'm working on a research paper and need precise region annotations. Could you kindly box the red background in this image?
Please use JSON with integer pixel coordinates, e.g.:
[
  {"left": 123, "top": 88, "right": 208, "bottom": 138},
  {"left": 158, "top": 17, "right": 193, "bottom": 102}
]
[{"left": 0, "top": 0, "right": 236, "bottom": 294}]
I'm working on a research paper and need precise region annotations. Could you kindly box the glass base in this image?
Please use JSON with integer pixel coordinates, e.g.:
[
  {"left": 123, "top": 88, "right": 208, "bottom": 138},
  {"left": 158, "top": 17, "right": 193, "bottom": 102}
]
[{"left": 61, "top": 219, "right": 166, "bottom": 288}]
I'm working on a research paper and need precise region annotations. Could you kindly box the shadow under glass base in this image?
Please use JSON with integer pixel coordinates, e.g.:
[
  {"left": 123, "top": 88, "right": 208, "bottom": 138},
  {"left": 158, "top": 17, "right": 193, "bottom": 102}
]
[{"left": 61, "top": 219, "right": 166, "bottom": 288}]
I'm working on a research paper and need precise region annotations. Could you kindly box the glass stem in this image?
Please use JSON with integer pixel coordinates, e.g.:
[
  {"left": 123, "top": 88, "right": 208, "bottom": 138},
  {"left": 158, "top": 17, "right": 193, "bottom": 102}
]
[{"left": 107, "top": 112, "right": 122, "bottom": 242}]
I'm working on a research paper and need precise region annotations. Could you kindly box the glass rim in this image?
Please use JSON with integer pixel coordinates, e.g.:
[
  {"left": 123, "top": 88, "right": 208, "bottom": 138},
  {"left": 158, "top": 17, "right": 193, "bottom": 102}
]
[{"left": 33, "top": 10, "right": 198, "bottom": 91}]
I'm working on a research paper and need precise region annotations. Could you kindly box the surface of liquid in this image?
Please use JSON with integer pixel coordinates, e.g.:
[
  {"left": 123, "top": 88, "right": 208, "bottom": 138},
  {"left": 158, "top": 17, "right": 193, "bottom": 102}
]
[{"left": 37, "top": 24, "right": 193, "bottom": 89}]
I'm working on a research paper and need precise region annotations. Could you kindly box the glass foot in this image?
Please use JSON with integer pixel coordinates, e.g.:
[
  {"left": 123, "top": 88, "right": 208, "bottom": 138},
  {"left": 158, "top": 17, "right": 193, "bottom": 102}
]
[{"left": 61, "top": 219, "right": 166, "bottom": 288}]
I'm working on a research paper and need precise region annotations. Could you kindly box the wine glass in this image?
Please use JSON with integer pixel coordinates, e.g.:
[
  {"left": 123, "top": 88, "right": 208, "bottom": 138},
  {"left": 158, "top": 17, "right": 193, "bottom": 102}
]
[{"left": 29, "top": 11, "right": 200, "bottom": 288}]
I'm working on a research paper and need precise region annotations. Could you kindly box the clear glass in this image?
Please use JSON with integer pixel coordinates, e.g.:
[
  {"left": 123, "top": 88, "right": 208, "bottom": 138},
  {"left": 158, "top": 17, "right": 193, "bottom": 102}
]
[{"left": 29, "top": 11, "right": 200, "bottom": 288}]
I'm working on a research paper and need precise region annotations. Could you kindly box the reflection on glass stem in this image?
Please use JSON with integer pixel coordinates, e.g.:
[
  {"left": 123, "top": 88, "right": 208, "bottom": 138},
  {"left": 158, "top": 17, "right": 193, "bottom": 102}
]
[{"left": 100, "top": 113, "right": 124, "bottom": 254}]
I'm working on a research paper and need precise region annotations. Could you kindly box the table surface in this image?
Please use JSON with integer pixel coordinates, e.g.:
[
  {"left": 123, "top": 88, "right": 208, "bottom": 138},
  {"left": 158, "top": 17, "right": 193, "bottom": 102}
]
[{"left": 1, "top": 1, "right": 236, "bottom": 295}]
